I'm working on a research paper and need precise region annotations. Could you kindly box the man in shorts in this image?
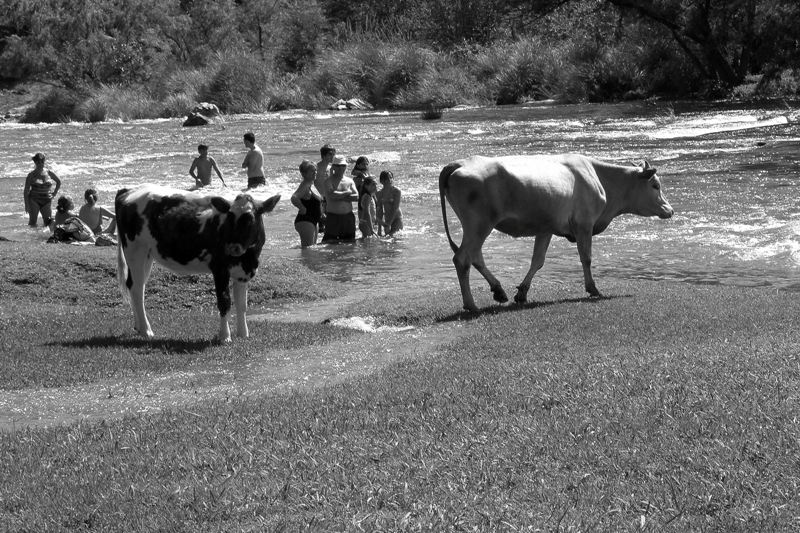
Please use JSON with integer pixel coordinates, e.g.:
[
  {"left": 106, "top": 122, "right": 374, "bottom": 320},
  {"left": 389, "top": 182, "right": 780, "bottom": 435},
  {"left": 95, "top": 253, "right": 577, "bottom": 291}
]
[
  {"left": 315, "top": 144, "right": 336, "bottom": 233},
  {"left": 321, "top": 154, "right": 358, "bottom": 242},
  {"left": 241, "top": 132, "right": 266, "bottom": 188}
]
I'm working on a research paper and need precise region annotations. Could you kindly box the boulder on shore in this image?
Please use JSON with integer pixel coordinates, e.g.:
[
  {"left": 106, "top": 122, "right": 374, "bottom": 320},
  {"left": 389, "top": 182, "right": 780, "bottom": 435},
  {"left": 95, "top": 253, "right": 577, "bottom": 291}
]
[
  {"left": 182, "top": 112, "right": 210, "bottom": 127},
  {"left": 192, "top": 102, "right": 220, "bottom": 117},
  {"left": 329, "top": 98, "right": 374, "bottom": 111}
]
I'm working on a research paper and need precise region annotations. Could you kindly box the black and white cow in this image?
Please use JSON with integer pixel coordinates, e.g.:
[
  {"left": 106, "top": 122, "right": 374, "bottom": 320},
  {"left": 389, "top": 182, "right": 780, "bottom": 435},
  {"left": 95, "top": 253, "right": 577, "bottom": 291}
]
[{"left": 115, "top": 185, "right": 280, "bottom": 342}]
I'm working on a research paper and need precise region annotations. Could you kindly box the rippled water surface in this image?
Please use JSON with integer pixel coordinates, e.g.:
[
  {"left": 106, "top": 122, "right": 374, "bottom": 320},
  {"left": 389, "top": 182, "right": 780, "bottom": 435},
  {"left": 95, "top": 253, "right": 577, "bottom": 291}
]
[{"left": 2, "top": 100, "right": 799, "bottom": 307}]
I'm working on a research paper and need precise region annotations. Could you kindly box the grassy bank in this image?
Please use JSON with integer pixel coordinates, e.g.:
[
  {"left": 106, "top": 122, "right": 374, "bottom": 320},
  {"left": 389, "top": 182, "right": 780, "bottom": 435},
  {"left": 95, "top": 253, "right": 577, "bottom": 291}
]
[
  {"left": 1, "top": 237, "right": 799, "bottom": 530},
  {"left": 0, "top": 242, "right": 352, "bottom": 390}
]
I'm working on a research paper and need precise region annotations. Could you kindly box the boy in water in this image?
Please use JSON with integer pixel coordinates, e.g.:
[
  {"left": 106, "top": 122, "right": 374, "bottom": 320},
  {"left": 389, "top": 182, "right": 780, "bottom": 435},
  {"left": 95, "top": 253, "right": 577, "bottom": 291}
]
[
  {"left": 189, "top": 144, "right": 225, "bottom": 188},
  {"left": 242, "top": 132, "right": 266, "bottom": 188}
]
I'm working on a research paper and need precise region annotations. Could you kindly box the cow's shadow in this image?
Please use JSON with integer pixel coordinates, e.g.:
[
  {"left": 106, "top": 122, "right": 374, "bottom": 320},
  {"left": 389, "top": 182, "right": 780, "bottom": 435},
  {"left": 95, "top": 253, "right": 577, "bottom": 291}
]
[
  {"left": 51, "top": 336, "right": 216, "bottom": 352},
  {"left": 437, "top": 293, "right": 631, "bottom": 323}
]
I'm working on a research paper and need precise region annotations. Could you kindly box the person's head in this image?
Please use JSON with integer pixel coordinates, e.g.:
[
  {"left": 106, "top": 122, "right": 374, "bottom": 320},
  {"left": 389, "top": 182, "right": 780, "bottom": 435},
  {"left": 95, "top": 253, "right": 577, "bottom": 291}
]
[
  {"left": 299, "top": 160, "right": 316, "bottom": 182},
  {"left": 56, "top": 195, "right": 74, "bottom": 214},
  {"left": 198, "top": 144, "right": 208, "bottom": 155},
  {"left": 331, "top": 154, "right": 347, "bottom": 176},
  {"left": 379, "top": 170, "right": 394, "bottom": 186},
  {"left": 354, "top": 156, "right": 370, "bottom": 172},
  {"left": 32, "top": 153, "right": 45, "bottom": 166},
  {"left": 320, "top": 144, "right": 336, "bottom": 161},
  {"left": 84, "top": 188, "right": 98, "bottom": 206},
  {"left": 243, "top": 132, "right": 255, "bottom": 147},
  {"left": 362, "top": 176, "right": 377, "bottom": 196}
]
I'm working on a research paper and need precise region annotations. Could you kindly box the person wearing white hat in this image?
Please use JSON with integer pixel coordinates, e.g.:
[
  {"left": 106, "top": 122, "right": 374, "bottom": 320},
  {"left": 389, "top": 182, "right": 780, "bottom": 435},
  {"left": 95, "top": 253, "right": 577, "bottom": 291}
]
[{"left": 321, "top": 154, "right": 359, "bottom": 242}]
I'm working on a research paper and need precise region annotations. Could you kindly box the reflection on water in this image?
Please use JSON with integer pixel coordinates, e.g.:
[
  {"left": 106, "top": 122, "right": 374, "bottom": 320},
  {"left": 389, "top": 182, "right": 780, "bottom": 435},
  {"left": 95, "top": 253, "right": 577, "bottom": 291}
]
[{"left": 1, "top": 100, "right": 800, "bottom": 298}]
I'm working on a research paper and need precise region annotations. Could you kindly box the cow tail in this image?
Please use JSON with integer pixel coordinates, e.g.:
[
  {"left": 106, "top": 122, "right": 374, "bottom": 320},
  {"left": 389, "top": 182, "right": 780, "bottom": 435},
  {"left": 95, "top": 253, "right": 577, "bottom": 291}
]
[
  {"left": 117, "top": 237, "right": 130, "bottom": 304},
  {"left": 439, "top": 162, "right": 461, "bottom": 254}
]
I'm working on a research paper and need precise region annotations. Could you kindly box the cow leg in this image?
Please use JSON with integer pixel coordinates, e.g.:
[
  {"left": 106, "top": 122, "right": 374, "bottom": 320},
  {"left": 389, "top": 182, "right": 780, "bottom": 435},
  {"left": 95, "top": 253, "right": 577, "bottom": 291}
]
[
  {"left": 213, "top": 271, "right": 233, "bottom": 342},
  {"left": 575, "top": 231, "right": 601, "bottom": 297},
  {"left": 233, "top": 281, "right": 249, "bottom": 338},
  {"left": 454, "top": 223, "right": 505, "bottom": 313},
  {"left": 515, "top": 234, "right": 553, "bottom": 304},
  {"left": 128, "top": 253, "right": 155, "bottom": 337}
]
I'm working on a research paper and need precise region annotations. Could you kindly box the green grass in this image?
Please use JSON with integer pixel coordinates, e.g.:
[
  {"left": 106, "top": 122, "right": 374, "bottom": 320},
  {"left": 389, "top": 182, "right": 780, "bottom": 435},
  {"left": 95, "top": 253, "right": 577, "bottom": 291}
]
[
  {"left": 1, "top": 240, "right": 800, "bottom": 530},
  {"left": 0, "top": 242, "right": 350, "bottom": 389}
]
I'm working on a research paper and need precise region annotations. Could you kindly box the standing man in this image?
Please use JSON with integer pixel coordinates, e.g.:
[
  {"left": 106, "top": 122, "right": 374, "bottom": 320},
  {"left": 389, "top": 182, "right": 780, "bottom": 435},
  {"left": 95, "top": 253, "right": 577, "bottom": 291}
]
[
  {"left": 242, "top": 132, "right": 266, "bottom": 188},
  {"left": 315, "top": 144, "right": 336, "bottom": 233},
  {"left": 321, "top": 154, "right": 358, "bottom": 242}
]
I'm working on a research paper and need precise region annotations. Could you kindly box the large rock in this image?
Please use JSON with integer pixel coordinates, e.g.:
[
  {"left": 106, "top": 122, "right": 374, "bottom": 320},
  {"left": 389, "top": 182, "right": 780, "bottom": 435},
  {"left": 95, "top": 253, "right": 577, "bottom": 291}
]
[
  {"left": 182, "top": 112, "right": 210, "bottom": 127},
  {"left": 329, "top": 98, "right": 374, "bottom": 111},
  {"left": 192, "top": 102, "right": 220, "bottom": 118}
]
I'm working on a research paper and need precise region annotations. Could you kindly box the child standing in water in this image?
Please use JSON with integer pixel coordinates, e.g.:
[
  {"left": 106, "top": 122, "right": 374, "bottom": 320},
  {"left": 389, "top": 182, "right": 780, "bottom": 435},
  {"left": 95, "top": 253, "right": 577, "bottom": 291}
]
[
  {"left": 189, "top": 144, "right": 225, "bottom": 188},
  {"left": 359, "top": 177, "right": 378, "bottom": 238}
]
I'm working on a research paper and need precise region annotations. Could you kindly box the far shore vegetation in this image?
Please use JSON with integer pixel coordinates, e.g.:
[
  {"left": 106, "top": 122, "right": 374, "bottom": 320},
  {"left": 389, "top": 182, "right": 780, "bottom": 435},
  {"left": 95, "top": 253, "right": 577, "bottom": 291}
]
[
  {"left": 2, "top": 241, "right": 800, "bottom": 529},
  {"left": 1, "top": 0, "right": 799, "bottom": 123}
]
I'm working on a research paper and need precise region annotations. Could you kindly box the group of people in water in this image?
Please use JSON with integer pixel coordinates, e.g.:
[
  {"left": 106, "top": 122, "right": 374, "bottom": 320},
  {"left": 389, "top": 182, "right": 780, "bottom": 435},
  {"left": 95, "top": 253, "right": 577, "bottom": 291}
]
[
  {"left": 22, "top": 134, "right": 402, "bottom": 248},
  {"left": 23, "top": 152, "right": 117, "bottom": 239},
  {"left": 291, "top": 144, "right": 403, "bottom": 247}
]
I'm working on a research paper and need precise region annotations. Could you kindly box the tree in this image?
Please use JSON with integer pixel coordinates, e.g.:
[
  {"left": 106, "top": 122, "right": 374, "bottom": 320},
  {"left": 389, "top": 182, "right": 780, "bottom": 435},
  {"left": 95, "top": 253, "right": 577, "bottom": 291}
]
[{"left": 603, "top": 0, "right": 799, "bottom": 86}]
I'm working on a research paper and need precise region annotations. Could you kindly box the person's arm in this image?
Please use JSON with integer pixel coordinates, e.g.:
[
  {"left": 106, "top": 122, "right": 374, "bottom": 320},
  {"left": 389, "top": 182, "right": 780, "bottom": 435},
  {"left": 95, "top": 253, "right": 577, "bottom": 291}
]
[
  {"left": 291, "top": 183, "right": 310, "bottom": 213},
  {"left": 210, "top": 157, "right": 225, "bottom": 186},
  {"left": 99, "top": 206, "right": 116, "bottom": 221},
  {"left": 375, "top": 194, "right": 384, "bottom": 236},
  {"left": 189, "top": 159, "right": 201, "bottom": 186},
  {"left": 49, "top": 171, "right": 61, "bottom": 197},
  {"left": 23, "top": 175, "right": 31, "bottom": 214},
  {"left": 241, "top": 151, "right": 250, "bottom": 169}
]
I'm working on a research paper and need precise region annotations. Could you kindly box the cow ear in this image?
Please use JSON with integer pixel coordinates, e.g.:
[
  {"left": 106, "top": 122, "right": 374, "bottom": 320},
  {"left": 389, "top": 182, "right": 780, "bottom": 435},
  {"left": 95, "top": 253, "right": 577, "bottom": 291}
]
[
  {"left": 210, "top": 197, "right": 232, "bottom": 213},
  {"left": 257, "top": 194, "right": 281, "bottom": 216},
  {"left": 639, "top": 161, "right": 657, "bottom": 179}
]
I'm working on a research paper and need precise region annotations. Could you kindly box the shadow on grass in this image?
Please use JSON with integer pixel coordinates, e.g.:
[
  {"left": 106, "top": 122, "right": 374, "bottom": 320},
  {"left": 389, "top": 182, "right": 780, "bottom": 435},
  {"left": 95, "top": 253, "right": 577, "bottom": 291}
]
[
  {"left": 49, "top": 335, "right": 216, "bottom": 352},
  {"left": 437, "top": 293, "right": 632, "bottom": 323}
]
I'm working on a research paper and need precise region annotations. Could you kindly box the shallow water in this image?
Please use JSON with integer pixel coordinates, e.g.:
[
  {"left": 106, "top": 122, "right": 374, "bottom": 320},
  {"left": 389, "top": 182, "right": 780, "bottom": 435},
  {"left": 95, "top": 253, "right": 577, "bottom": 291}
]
[{"left": 2, "top": 100, "right": 799, "bottom": 313}]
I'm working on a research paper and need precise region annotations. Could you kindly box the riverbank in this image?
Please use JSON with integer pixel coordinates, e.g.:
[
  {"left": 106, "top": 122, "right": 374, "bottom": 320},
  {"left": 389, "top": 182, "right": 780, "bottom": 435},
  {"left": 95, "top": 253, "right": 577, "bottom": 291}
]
[{"left": 1, "top": 238, "right": 800, "bottom": 530}]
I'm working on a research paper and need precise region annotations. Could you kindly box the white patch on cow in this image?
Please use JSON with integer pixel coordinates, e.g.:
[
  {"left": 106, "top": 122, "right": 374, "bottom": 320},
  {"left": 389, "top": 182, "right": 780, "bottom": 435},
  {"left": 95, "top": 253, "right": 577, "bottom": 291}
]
[{"left": 231, "top": 196, "right": 254, "bottom": 217}]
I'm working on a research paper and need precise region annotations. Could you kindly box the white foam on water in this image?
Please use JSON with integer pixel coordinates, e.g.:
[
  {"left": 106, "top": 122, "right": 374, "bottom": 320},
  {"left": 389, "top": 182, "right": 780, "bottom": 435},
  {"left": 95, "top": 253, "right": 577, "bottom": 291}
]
[{"left": 326, "top": 316, "right": 415, "bottom": 333}]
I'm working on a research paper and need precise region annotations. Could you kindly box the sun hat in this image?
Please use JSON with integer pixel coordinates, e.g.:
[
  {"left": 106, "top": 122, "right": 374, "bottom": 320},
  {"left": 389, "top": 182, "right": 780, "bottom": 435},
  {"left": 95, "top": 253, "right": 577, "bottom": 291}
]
[{"left": 331, "top": 155, "right": 347, "bottom": 166}]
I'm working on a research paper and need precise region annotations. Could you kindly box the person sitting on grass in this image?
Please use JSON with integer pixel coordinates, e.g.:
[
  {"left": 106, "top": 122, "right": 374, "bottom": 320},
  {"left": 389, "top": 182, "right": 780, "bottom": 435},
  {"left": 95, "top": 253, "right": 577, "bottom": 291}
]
[{"left": 78, "top": 188, "right": 117, "bottom": 235}]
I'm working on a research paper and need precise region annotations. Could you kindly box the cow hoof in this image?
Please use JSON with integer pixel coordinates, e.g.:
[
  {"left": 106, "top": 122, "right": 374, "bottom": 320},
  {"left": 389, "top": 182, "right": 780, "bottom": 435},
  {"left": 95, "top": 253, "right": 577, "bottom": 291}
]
[
  {"left": 491, "top": 286, "right": 508, "bottom": 304},
  {"left": 463, "top": 304, "right": 481, "bottom": 315},
  {"left": 514, "top": 285, "right": 529, "bottom": 304}
]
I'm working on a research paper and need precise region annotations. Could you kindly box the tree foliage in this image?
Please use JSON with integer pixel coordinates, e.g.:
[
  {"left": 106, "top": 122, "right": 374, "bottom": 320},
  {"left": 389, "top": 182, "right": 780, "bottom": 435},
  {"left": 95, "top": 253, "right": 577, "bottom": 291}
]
[{"left": 0, "top": 0, "right": 797, "bottom": 104}]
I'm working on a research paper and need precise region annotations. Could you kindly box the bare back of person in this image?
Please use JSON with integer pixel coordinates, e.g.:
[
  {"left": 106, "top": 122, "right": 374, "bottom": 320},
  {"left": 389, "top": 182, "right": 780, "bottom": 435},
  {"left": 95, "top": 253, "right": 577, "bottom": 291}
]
[{"left": 78, "top": 203, "right": 102, "bottom": 232}]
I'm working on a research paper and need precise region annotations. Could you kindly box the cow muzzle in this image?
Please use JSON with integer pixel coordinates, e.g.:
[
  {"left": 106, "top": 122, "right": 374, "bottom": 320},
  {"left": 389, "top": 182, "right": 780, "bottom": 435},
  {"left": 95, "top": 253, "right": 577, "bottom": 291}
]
[
  {"left": 659, "top": 205, "right": 674, "bottom": 219},
  {"left": 225, "top": 244, "right": 247, "bottom": 256}
]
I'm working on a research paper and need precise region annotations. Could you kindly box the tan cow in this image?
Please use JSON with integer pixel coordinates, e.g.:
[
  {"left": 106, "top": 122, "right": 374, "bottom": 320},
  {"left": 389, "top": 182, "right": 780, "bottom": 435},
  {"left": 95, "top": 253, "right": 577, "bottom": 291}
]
[{"left": 439, "top": 154, "right": 674, "bottom": 313}]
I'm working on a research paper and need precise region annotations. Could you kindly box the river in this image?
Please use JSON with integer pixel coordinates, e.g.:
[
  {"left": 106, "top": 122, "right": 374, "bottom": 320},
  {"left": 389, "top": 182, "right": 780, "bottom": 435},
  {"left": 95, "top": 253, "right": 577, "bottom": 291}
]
[{"left": 1, "top": 100, "right": 799, "bottom": 312}]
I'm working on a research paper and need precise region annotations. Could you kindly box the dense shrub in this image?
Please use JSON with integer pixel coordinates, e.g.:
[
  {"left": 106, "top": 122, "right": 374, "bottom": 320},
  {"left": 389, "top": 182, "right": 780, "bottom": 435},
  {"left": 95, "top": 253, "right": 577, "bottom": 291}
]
[
  {"left": 72, "top": 84, "right": 161, "bottom": 122},
  {"left": 200, "top": 53, "right": 274, "bottom": 114},
  {"left": 21, "top": 88, "right": 80, "bottom": 123}
]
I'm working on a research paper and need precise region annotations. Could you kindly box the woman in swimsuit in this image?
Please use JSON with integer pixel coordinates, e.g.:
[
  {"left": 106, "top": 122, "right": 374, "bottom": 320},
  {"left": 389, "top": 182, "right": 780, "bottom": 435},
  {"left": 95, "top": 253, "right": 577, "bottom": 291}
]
[
  {"left": 291, "top": 160, "right": 323, "bottom": 247},
  {"left": 376, "top": 170, "right": 403, "bottom": 236},
  {"left": 23, "top": 153, "right": 61, "bottom": 227},
  {"left": 79, "top": 189, "right": 117, "bottom": 235}
]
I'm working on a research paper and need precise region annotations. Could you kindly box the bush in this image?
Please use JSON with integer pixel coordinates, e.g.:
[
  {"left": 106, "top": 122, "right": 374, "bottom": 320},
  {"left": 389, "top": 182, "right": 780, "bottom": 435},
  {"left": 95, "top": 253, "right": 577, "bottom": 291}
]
[
  {"left": 200, "top": 52, "right": 274, "bottom": 114},
  {"left": 72, "top": 84, "right": 160, "bottom": 122},
  {"left": 472, "top": 39, "right": 569, "bottom": 105},
  {"left": 21, "top": 87, "right": 79, "bottom": 123}
]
